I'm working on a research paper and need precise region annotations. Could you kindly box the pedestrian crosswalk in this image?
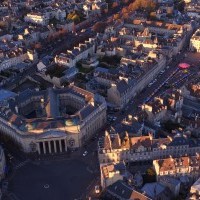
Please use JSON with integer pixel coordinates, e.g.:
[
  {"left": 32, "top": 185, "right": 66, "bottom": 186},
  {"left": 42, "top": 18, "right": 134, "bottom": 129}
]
[
  {"left": 14, "top": 160, "right": 29, "bottom": 170},
  {"left": 38, "top": 153, "right": 71, "bottom": 162}
]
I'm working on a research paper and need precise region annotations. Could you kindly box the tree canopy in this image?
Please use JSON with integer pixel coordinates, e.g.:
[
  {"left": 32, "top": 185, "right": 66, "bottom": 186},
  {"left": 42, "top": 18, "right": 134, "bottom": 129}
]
[
  {"left": 67, "top": 11, "right": 85, "bottom": 24},
  {"left": 93, "top": 22, "right": 107, "bottom": 33},
  {"left": 174, "top": 0, "right": 185, "bottom": 12},
  {"left": 122, "top": 0, "right": 156, "bottom": 17}
]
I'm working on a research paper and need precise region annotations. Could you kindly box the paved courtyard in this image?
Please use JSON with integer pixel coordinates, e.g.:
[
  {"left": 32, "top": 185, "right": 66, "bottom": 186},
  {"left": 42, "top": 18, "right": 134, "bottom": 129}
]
[{"left": 7, "top": 158, "right": 95, "bottom": 200}]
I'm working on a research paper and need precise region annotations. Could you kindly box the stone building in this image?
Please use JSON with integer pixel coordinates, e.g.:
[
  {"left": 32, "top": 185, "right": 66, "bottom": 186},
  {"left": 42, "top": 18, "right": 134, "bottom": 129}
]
[
  {"left": 190, "top": 29, "right": 200, "bottom": 52},
  {"left": 142, "top": 97, "right": 168, "bottom": 123},
  {"left": 98, "top": 132, "right": 200, "bottom": 164},
  {"left": 153, "top": 155, "right": 200, "bottom": 181},
  {"left": 0, "top": 86, "right": 107, "bottom": 155}
]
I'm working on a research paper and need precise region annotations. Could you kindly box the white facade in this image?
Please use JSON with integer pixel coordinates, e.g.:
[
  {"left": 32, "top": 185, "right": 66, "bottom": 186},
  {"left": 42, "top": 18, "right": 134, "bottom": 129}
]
[
  {"left": 24, "top": 13, "right": 49, "bottom": 26},
  {"left": 190, "top": 29, "right": 200, "bottom": 52},
  {"left": 98, "top": 133, "right": 200, "bottom": 165},
  {"left": 55, "top": 39, "right": 95, "bottom": 67}
]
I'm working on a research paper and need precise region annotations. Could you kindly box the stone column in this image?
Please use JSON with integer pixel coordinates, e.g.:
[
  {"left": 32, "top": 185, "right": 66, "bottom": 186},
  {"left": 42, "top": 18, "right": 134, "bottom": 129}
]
[
  {"left": 64, "top": 139, "right": 67, "bottom": 152},
  {"left": 54, "top": 141, "right": 57, "bottom": 153},
  {"left": 37, "top": 143, "right": 41, "bottom": 155},
  {"left": 48, "top": 141, "right": 52, "bottom": 154},
  {"left": 43, "top": 142, "right": 46, "bottom": 154},
  {"left": 59, "top": 140, "right": 62, "bottom": 153}
]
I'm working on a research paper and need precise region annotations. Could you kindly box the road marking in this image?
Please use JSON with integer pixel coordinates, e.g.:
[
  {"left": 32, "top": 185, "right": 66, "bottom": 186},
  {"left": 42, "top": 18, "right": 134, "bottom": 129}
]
[
  {"left": 86, "top": 166, "right": 93, "bottom": 174},
  {"left": 14, "top": 159, "right": 29, "bottom": 170},
  {"left": 44, "top": 184, "right": 50, "bottom": 189}
]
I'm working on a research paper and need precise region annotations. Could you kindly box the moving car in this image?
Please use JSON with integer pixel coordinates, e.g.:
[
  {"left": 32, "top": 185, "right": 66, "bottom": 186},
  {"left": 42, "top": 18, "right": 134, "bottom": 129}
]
[
  {"left": 8, "top": 153, "right": 13, "bottom": 160},
  {"left": 95, "top": 185, "right": 100, "bottom": 194},
  {"left": 83, "top": 151, "right": 88, "bottom": 156}
]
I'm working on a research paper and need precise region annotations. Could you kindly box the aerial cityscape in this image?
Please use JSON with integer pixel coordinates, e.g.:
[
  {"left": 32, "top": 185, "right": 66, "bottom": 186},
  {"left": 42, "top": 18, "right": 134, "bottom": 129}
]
[{"left": 0, "top": 0, "right": 199, "bottom": 199}]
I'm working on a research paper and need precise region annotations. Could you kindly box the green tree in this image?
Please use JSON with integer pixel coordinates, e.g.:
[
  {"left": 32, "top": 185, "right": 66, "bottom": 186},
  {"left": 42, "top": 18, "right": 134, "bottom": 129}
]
[
  {"left": 72, "top": 14, "right": 80, "bottom": 23},
  {"left": 113, "top": 13, "right": 120, "bottom": 20},
  {"left": 175, "top": 0, "right": 185, "bottom": 12}
]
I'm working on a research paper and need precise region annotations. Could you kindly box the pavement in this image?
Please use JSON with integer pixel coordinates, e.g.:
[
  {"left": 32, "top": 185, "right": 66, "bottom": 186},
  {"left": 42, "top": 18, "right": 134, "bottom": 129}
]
[
  {"left": 2, "top": 130, "right": 101, "bottom": 200},
  {"left": 5, "top": 158, "right": 96, "bottom": 200}
]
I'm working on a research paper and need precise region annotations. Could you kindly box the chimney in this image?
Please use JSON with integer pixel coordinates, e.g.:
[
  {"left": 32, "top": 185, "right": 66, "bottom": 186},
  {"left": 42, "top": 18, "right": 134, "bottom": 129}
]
[
  {"left": 105, "top": 131, "right": 109, "bottom": 136},
  {"left": 167, "top": 136, "right": 173, "bottom": 141},
  {"left": 125, "top": 131, "right": 129, "bottom": 138},
  {"left": 111, "top": 83, "right": 117, "bottom": 90},
  {"left": 195, "top": 114, "right": 198, "bottom": 129},
  {"left": 149, "top": 132, "right": 153, "bottom": 140},
  {"left": 169, "top": 155, "right": 173, "bottom": 162},
  {"left": 128, "top": 115, "right": 132, "bottom": 121}
]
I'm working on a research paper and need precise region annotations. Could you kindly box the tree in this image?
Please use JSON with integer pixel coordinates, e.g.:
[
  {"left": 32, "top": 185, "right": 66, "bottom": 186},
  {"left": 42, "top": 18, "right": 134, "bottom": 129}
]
[
  {"left": 122, "top": 7, "right": 128, "bottom": 14},
  {"left": 34, "top": 42, "right": 42, "bottom": 49},
  {"left": 67, "top": 11, "right": 82, "bottom": 24},
  {"left": 149, "top": 11, "right": 156, "bottom": 20},
  {"left": 122, "top": 12, "right": 129, "bottom": 19},
  {"left": 72, "top": 14, "right": 80, "bottom": 24},
  {"left": 112, "top": 2, "right": 118, "bottom": 8},
  {"left": 127, "top": 0, "right": 157, "bottom": 13},
  {"left": 105, "top": 0, "right": 113, "bottom": 9},
  {"left": 146, "top": 168, "right": 155, "bottom": 176},
  {"left": 113, "top": 13, "right": 120, "bottom": 20},
  {"left": 0, "top": 21, "right": 7, "bottom": 29},
  {"left": 175, "top": 0, "right": 185, "bottom": 12},
  {"left": 146, "top": 0, "right": 156, "bottom": 12},
  {"left": 93, "top": 22, "right": 107, "bottom": 33}
]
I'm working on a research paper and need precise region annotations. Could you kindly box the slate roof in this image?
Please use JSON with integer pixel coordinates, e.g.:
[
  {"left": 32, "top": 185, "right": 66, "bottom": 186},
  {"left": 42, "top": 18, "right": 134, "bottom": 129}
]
[
  {"left": 107, "top": 180, "right": 151, "bottom": 200},
  {"left": 79, "top": 104, "right": 96, "bottom": 120},
  {"left": 107, "top": 180, "right": 135, "bottom": 199},
  {"left": 0, "top": 90, "right": 16, "bottom": 101},
  {"left": 168, "top": 135, "right": 189, "bottom": 146},
  {"left": 0, "top": 86, "right": 103, "bottom": 134},
  {"left": 95, "top": 67, "right": 109, "bottom": 74},
  {"left": 114, "top": 121, "right": 142, "bottom": 137},
  {"left": 116, "top": 80, "right": 129, "bottom": 94},
  {"left": 159, "top": 176, "right": 181, "bottom": 187},
  {"left": 142, "top": 183, "right": 169, "bottom": 199}
]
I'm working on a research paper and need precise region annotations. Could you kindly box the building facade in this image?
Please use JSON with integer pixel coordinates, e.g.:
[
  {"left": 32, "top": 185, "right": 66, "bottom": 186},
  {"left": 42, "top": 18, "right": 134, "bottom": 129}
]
[
  {"left": 153, "top": 155, "right": 200, "bottom": 181},
  {"left": 0, "top": 86, "right": 107, "bottom": 155},
  {"left": 190, "top": 29, "right": 200, "bottom": 52},
  {"left": 98, "top": 132, "right": 200, "bottom": 164}
]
